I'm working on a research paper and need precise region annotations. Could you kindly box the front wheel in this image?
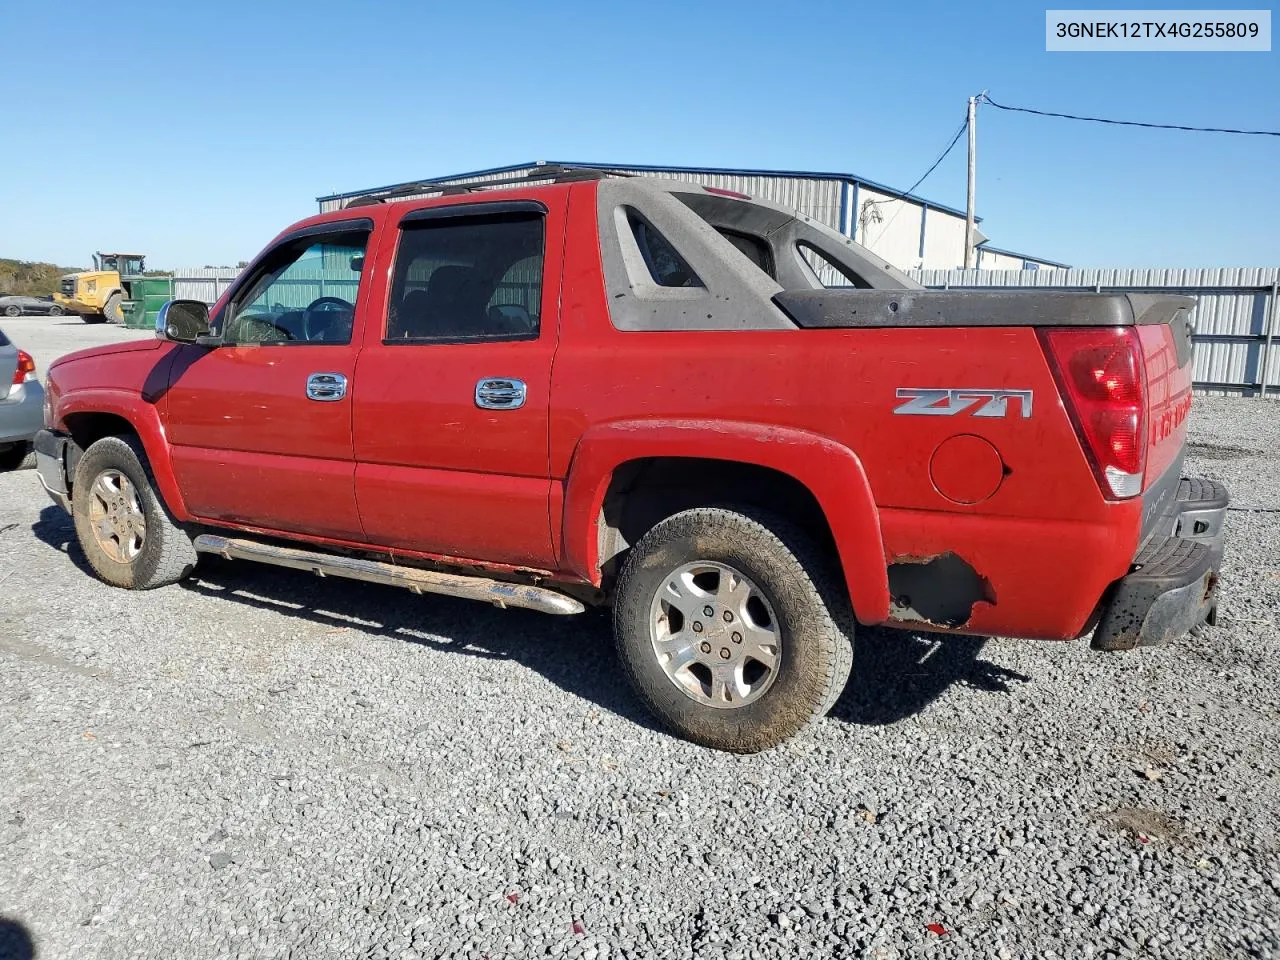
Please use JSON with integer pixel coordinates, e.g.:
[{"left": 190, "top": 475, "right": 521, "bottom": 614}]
[
  {"left": 613, "top": 507, "right": 853, "bottom": 753},
  {"left": 103, "top": 293, "right": 124, "bottom": 325},
  {"left": 3, "top": 305, "right": 19, "bottom": 317},
  {"left": 47, "top": 304, "right": 64, "bottom": 317},
  {"left": 71, "top": 435, "right": 197, "bottom": 589}
]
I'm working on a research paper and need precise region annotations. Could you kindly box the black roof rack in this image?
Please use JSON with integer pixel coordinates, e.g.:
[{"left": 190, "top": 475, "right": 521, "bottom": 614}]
[{"left": 342, "top": 164, "right": 627, "bottom": 209}]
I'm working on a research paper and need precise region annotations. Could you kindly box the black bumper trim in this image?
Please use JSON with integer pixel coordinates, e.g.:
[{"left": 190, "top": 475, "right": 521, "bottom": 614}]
[
  {"left": 34, "top": 429, "right": 72, "bottom": 514},
  {"left": 1172, "top": 477, "right": 1229, "bottom": 567},
  {"left": 1092, "top": 475, "right": 1228, "bottom": 651}
]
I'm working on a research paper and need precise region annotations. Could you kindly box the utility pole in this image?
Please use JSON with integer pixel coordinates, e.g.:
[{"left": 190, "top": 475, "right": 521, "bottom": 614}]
[{"left": 964, "top": 94, "right": 977, "bottom": 270}]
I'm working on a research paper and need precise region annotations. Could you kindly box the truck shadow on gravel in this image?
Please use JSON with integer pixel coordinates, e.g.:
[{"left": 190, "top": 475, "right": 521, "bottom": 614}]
[
  {"left": 32, "top": 505, "right": 1030, "bottom": 732},
  {"left": 0, "top": 916, "right": 35, "bottom": 960}
]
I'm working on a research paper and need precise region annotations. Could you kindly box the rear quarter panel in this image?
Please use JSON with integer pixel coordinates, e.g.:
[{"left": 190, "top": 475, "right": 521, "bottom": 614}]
[
  {"left": 553, "top": 188, "right": 1140, "bottom": 638},
  {"left": 552, "top": 324, "right": 1142, "bottom": 638}
]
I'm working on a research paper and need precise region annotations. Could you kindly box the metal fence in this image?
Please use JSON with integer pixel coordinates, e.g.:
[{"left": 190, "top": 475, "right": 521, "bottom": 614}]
[{"left": 910, "top": 267, "right": 1280, "bottom": 397}]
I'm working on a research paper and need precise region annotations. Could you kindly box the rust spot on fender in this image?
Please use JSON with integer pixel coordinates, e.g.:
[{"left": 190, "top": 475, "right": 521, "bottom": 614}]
[{"left": 886, "top": 552, "right": 995, "bottom": 628}]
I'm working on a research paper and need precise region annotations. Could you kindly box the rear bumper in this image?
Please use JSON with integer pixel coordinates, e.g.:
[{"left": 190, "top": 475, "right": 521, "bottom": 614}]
[
  {"left": 34, "top": 428, "right": 73, "bottom": 513},
  {"left": 0, "top": 380, "right": 46, "bottom": 445},
  {"left": 1092, "top": 476, "right": 1228, "bottom": 651}
]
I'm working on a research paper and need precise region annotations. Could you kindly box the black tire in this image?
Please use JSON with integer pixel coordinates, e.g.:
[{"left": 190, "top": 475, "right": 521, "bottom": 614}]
[
  {"left": 3, "top": 305, "right": 19, "bottom": 318},
  {"left": 102, "top": 293, "right": 124, "bottom": 325},
  {"left": 0, "top": 443, "right": 31, "bottom": 471},
  {"left": 48, "top": 305, "right": 64, "bottom": 317},
  {"left": 613, "top": 506, "right": 854, "bottom": 753},
  {"left": 71, "top": 435, "right": 197, "bottom": 589},
  {"left": 81, "top": 313, "right": 108, "bottom": 324}
]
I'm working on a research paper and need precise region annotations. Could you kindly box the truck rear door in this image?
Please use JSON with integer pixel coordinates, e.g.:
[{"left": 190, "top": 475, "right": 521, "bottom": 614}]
[{"left": 351, "top": 193, "right": 566, "bottom": 568}]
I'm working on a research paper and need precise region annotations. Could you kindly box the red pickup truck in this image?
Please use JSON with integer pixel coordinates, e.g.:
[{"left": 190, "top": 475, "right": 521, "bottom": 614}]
[{"left": 34, "top": 169, "right": 1227, "bottom": 752}]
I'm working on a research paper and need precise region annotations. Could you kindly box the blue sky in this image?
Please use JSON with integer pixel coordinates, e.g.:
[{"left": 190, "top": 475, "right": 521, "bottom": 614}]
[{"left": 2, "top": 0, "right": 1276, "bottom": 269}]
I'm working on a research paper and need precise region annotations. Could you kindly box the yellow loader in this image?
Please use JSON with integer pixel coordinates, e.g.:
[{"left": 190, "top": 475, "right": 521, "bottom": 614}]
[{"left": 54, "top": 253, "right": 146, "bottom": 324}]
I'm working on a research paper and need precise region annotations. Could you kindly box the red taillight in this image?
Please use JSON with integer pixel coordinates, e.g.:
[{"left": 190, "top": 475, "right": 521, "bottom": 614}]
[
  {"left": 12, "top": 350, "right": 36, "bottom": 386},
  {"left": 1039, "top": 326, "right": 1147, "bottom": 499}
]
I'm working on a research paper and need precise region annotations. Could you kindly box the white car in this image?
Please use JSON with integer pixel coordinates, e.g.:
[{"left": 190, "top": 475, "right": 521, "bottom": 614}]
[{"left": 0, "top": 326, "right": 44, "bottom": 469}]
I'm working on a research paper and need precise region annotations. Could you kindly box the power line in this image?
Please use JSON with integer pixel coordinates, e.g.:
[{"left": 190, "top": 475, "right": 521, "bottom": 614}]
[
  {"left": 980, "top": 94, "right": 1280, "bottom": 137},
  {"left": 860, "top": 115, "right": 967, "bottom": 245},
  {"left": 895, "top": 117, "right": 970, "bottom": 200},
  {"left": 864, "top": 116, "right": 969, "bottom": 211},
  {"left": 860, "top": 115, "right": 970, "bottom": 245}
]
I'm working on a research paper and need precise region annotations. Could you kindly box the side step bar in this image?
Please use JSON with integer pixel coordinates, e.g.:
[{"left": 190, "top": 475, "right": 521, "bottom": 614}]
[{"left": 192, "top": 534, "right": 586, "bottom": 616}]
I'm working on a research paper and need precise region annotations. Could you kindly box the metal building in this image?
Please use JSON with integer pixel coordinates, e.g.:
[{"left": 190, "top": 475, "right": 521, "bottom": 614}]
[{"left": 316, "top": 161, "right": 1068, "bottom": 273}]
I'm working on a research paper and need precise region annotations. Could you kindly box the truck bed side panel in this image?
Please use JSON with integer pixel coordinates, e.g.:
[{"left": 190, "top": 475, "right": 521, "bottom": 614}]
[{"left": 551, "top": 184, "right": 1138, "bottom": 638}]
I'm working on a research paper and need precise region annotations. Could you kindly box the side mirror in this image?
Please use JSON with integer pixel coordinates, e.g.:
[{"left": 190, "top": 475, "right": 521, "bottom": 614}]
[{"left": 156, "top": 299, "right": 210, "bottom": 343}]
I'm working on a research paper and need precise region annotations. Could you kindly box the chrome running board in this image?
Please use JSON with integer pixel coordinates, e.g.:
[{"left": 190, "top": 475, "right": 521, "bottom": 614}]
[{"left": 192, "top": 534, "right": 585, "bottom": 616}]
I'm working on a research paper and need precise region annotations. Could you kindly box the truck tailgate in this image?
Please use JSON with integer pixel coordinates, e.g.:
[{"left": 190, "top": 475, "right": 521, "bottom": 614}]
[{"left": 1135, "top": 296, "right": 1195, "bottom": 489}]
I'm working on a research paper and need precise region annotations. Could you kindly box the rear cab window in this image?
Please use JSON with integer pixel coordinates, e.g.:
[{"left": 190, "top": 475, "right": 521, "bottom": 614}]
[{"left": 386, "top": 210, "right": 545, "bottom": 343}]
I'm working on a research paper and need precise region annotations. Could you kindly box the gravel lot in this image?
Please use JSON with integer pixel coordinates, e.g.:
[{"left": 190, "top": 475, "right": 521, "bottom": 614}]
[
  {"left": 1, "top": 319, "right": 1277, "bottom": 959},
  {"left": 0, "top": 315, "right": 152, "bottom": 380}
]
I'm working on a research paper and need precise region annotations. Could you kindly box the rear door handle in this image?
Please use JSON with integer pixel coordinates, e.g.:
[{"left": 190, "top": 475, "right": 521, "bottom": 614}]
[
  {"left": 475, "top": 378, "right": 527, "bottom": 410},
  {"left": 306, "top": 372, "right": 348, "bottom": 402}
]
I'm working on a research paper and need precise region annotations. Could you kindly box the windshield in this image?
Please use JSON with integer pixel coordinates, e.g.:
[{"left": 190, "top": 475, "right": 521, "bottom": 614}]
[{"left": 95, "top": 254, "right": 145, "bottom": 273}]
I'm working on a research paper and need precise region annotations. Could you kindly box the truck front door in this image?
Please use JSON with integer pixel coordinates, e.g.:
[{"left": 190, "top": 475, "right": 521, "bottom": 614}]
[{"left": 163, "top": 221, "right": 375, "bottom": 541}]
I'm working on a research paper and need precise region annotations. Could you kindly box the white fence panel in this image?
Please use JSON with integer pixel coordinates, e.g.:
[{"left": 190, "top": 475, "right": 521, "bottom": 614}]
[{"left": 909, "top": 267, "right": 1280, "bottom": 397}]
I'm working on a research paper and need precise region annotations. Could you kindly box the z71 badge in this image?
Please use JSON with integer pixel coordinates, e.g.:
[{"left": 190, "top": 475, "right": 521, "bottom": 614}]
[{"left": 894, "top": 388, "right": 1033, "bottom": 419}]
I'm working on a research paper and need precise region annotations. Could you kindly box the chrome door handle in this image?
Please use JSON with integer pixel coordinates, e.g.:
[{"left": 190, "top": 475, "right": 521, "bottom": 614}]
[
  {"left": 475, "top": 378, "right": 527, "bottom": 410},
  {"left": 306, "top": 372, "right": 348, "bottom": 402}
]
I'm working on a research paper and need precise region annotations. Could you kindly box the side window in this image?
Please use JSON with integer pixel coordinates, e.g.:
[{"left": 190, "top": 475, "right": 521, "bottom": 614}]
[
  {"left": 221, "top": 230, "right": 369, "bottom": 345},
  {"left": 628, "top": 211, "right": 702, "bottom": 288},
  {"left": 798, "top": 242, "right": 870, "bottom": 289},
  {"left": 387, "top": 214, "right": 544, "bottom": 342}
]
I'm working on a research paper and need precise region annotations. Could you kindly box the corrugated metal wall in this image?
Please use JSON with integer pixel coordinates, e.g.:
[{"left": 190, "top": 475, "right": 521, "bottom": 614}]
[
  {"left": 317, "top": 166, "right": 551, "bottom": 214},
  {"left": 910, "top": 267, "right": 1280, "bottom": 397},
  {"left": 605, "top": 167, "right": 844, "bottom": 232},
  {"left": 319, "top": 166, "right": 1076, "bottom": 272},
  {"left": 321, "top": 164, "right": 846, "bottom": 229},
  {"left": 172, "top": 267, "right": 241, "bottom": 304}
]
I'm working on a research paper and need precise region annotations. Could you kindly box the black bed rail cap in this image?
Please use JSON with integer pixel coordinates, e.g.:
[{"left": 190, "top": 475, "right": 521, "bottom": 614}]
[{"left": 772, "top": 289, "right": 1195, "bottom": 329}]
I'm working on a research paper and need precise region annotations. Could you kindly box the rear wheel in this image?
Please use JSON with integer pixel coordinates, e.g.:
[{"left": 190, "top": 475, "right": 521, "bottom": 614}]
[
  {"left": 102, "top": 293, "right": 124, "bottom": 325},
  {"left": 613, "top": 506, "right": 853, "bottom": 753},
  {"left": 48, "top": 304, "right": 64, "bottom": 317},
  {"left": 71, "top": 435, "right": 197, "bottom": 589}
]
